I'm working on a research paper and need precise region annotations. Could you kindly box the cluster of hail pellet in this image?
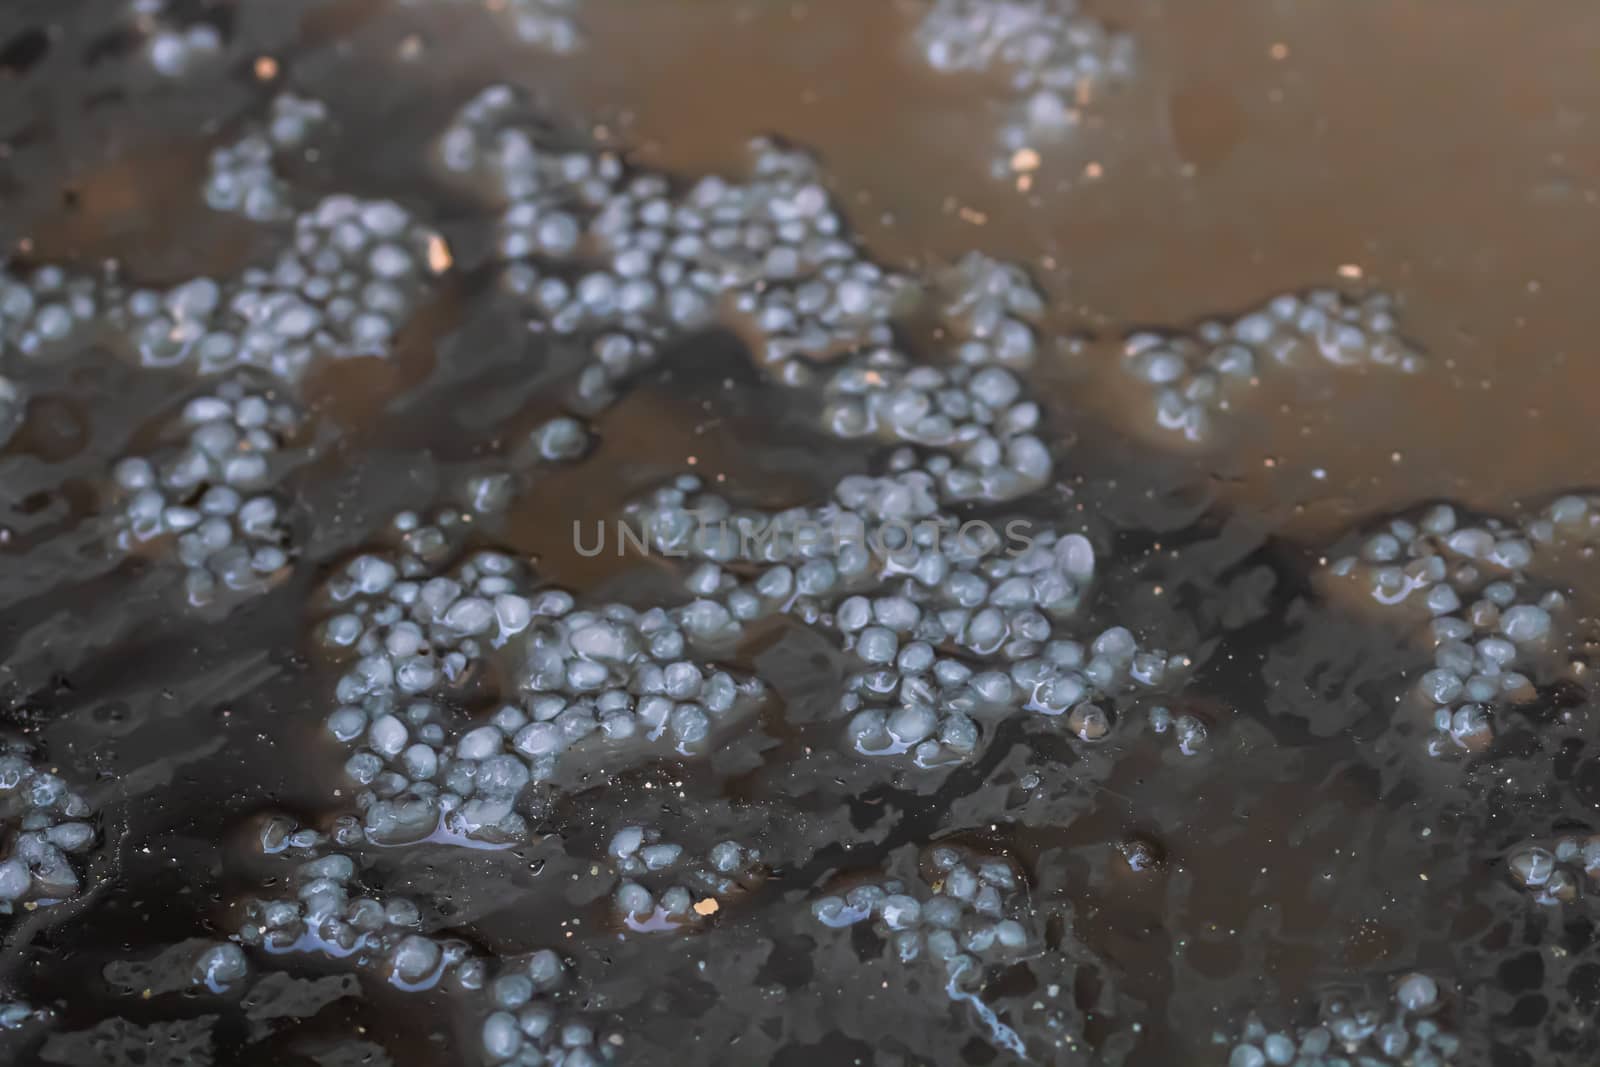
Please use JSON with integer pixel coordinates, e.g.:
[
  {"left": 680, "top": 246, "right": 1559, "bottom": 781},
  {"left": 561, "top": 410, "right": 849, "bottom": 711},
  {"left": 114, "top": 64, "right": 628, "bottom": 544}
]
[
  {"left": 516, "top": 605, "right": 763, "bottom": 750},
  {"left": 242, "top": 822, "right": 619, "bottom": 1064},
  {"left": 1225, "top": 973, "right": 1458, "bottom": 1067},
  {"left": 767, "top": 249, "right": 1053, "bottom": 499},
  {"left": 0, "top": 741, "right": 95, "bottom": 911},
  {"left": 110, "top": 375, "right": 301, "bottom": 607},
  {"left": 626, "top": 465, "right": 1046, "bottom": 582},
  {"left": 1505, "top": 834, "right": 1600, "bottom": 905},
  {"left": 437, "top": 89, "right": 912, "bottom": 406},
  {"left": 130, "top": 0, "right": 224, "bottom": 78},
  {"left": 803, "top": 252, "right": 1058, "bottom": 498},
  {"left": 478, "top": 953, "right": 623, "bottom": 1066},
  {"left": 436, "top": 86, "right": 653, "bottom": 409},
  {"left": 840, "top": 620, "right": 1179, "bottom": 766},
  {"left": 821, "top": 349, "right": 1048, "bottom": 502},
  {"left": 257, "top": 811, "right": 367, "bottom": 857},
  {"left": 404, "top": 0, "right": 585, "bottom": 55},
  {"left": 204, "top": 93, "right": 330, "bottom": 222},
  {"left": 112, "top": 194, "right": 442, "bottom": 380},
  {"left": 811, "top": 845, "right": 1034, "bottom": 992},
  {"left": 3, "top": 113, "right": 437, "bottom": 397},
  {"left": 0, "top": 263, "right": 112, "bottom": 446},
  {"left": 626, "top": 467, "right": 1184, "bottom": 763},
  {"left": 435, "top": 84, "right": 619, "bottom": 209},
  {"left": 318, "top": 513, "right": 542, "bottom": 844},
  {"left": 236, "top": 851, "right": 626, "bottom": 1067},
  {"left": 937, "top": 252, "right": 1047, "bottom": 369},
  {"left": 0, "top": 264, "right": 105, "bottom": 360},
  {"left": 586, "top": 135, "right": 908, "bottom": 372},
  {"left": 1120, "top": 290, "right": 1423, "bottom": 445},
  {"left": 810, "top": 847, "right": 1041, "bottom": 1061},
  {"left": 913, "top": 0, "right": 1135, "bottom": 174},
  {"left": 315, "top": 510, "right": 766, "bottom": 844},
  {"left": 0, "top": 109, "right": 444, "bottom": 613},
  {"left": 437, "top": 89, "right": 1052, "bottom": 452},
  {"left": 238, "top": 852, "right": 475, "bottom": 987},
  {"left": 1523, "top": 492, "right": 1600, "bottom": 555},
  {"left": 606, "top": 826, "right": 765, "bottom": 931},
  {"left": 1323, "top": 502, "right": 1572, "bottom": 757}
]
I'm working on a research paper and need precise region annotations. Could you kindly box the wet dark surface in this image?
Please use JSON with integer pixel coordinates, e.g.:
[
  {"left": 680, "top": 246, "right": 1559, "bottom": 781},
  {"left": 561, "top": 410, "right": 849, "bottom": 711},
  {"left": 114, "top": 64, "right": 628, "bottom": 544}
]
[{"left": 0, "top": 2, "right": 1597, "bottom": 1066}]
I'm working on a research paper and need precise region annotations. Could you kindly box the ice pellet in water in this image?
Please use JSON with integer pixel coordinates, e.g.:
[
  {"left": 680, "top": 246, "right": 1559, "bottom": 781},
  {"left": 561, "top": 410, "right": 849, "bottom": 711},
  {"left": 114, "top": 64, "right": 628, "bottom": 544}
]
[
  {"left": 192, "top": 943, "right": 248, "bottom": 992},
  {"left": 1500, "top": 604, "right": 1551, "bottom": 643},
  {"left": 530, "top": 415, "right": 591, "bottom": 462},
  {"left": 1396, "top": 972, "right": 1439, "bottom": 1012}
]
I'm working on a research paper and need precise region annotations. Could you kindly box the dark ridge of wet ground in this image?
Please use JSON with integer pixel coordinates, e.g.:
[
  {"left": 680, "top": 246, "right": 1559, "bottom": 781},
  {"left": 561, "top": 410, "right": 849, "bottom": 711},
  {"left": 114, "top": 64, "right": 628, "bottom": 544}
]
[{"left": 0, "top": 2, "right": 1596, "bottom": 1066}]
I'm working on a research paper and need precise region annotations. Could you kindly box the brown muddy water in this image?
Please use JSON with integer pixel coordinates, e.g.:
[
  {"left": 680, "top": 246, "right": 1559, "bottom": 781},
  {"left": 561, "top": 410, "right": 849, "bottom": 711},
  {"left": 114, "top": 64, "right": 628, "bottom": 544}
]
[{"left": 0, "top": 1, "right": 1598, "bottom": 1065}]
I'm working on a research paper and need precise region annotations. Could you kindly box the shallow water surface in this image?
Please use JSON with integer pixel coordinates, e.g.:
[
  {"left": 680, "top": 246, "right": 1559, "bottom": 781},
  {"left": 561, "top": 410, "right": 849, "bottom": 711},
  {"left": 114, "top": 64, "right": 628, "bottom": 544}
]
[{"left": 0, "top": 2, "right": 1598, "bottom": 1066}]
